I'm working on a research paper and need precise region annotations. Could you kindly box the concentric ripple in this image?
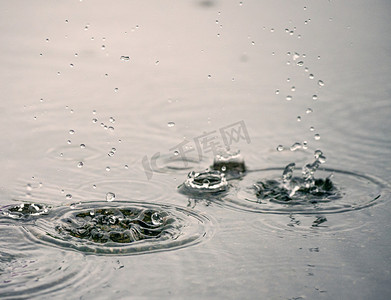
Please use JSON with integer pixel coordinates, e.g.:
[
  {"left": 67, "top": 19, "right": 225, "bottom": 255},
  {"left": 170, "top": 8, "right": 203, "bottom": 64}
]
[
  {"left": 225, "top": 168, "right": 388, "bottom": 214},
  {"left": 24, "top": 201, "right": 213, "bottom": 255}
]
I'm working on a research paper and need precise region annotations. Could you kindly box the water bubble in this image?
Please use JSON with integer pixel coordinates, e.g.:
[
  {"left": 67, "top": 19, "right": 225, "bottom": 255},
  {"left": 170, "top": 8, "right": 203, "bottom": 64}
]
[
  {"left": 312, "top": 95, "right": 318, "bottom": 100},
  {"left": 314, "top": 134, "right": 321, "bottom": 140},
  {"left": 109, "top": 117, "right": 115, "bottom": 123},
  {"left": 66, "top": 194, "right": 72, "bottom": 200},
  {"left": 276, "top": 145, "right": 284, "bottom": 152},
  {"left": 69, "top": 129, "right": 75, "bottom": 135},
  {"left": 167, "top": 122, "right": 175, "bottom": 127},
  {"left": 120, "top": 56, "right": 130, "bottom": 61},
  {"left": 106, "top": 192, "right": 115, "bottom": 202},
  {"left": 77, "top": 162, "right": 84, "bottom": 168},
  {"left": 286, "top": 95, "right": 293, "bottom": 101},
  {"left": 306, "top": 108, "right": 313, "bottom": 114},
  {"left": 318, "top": 80, "right": 325, "bottom": 87}
]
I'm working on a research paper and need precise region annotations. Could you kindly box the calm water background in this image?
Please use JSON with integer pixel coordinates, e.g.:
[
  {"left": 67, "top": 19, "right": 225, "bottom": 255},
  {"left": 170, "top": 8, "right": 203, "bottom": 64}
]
[{"left": 1, "top": 0, "right": 391, "bottom": 299}]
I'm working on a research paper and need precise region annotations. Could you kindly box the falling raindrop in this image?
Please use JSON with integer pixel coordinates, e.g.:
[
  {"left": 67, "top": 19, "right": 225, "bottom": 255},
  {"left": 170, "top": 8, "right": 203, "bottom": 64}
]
[{"left": 106, "top": 192, "right": 115, "bottom": 202}]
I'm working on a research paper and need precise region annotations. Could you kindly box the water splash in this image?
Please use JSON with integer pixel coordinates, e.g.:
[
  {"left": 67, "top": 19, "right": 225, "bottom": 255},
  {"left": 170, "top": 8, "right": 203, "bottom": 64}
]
[
  {"left": 254, "top": 151, "right": 339, "bottom": 203},
  {"left": 179, "top": 170, "right": 228, "bottom": 194},
  {"left": 211, "top": 149, "right": 246, "bottom": 178}
]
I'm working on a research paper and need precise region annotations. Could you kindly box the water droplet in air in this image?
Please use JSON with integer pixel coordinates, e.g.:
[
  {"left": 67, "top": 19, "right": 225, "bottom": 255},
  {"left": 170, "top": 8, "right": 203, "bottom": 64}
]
[
  {"left": 69, "top": 129, "right": 75, "bottom": 134},
  {"left": 124, "top": 165, "right": 129, "bottom": 169},
  {"left": 66, "top": 194, "right": 72, "bottom": 200},
  {"left": 70, "top": 63, "right": 74, "bottom": 68},
  {"left": 306, "top": 108, "right": 313, "bottom": 114},
  {"left": 318, "top": 80, "right": 325, "bottom": 87},
  {"left": 310, "top": 126, "right": 315, "bottom": 131},
  {"left": 291, "top": 86, "right": 296, "bottom": 91},
  {"left": 101, "top": 45, "right": 105, "bottom": 50},
  {"left": 120, "top": 56, "right": 130, "bottom": 61},
  {"left": 109, "top": 117, "right": 115, "bottom": 123},
  {"left": 26, "top": 183, "right": 32, "bottom": 191},
  {"left": 174, "top": 150, "right": 179, "bottom": 156},
  {"left": 67, "top": 140, "right": 72, "bottom": 144},
  {"left": 275, "top": 89, "right": 280, "bottom": 94},
  {"left": 108, "top": 151, "right": 114, "bottom": 157},
  {"left": 312, "top": 95, "right": 318, "bottom": 100},
  {"left": 77, "top": 162, "right": 84, "bottom": 168},
  {"left": 92, "top": 184, "right": 97, "bottom": 189},
  {"left": 314, "top": 134, "right": 321, "bottom": 140},
  {"left": 167, "top": 122, "right": 175, "bottom": 127},
  {"left": 92, "top": 118, "right": 98, "bottom": 123},
  {"left": 106, "top": 192, "right": 115, "bottom": 202},
  {"left": 290, "top": 142, "right": 302, "bottom": 151},
  {"left": 106, "top": 166, "right": 111, "bottom": 171},
  {"left": 297, "top": 116, "right": 301, "bottom": 122},
  {"left": 297, "top": 61, "right": 304, "bottom": 66},
  {"left": 221, "top": 165, "right": 227, "bottom": 172},
  {"left": 309, "top": 74, "right": 314, "bottom": 79},
  {"left": 286, "top": 95, "right": 293, "bottom": 101},
  {"left": 114, "top": 88, "right": 118, "bottom": 92},
  {"left": 208, "top": 74, "right": 211, "bottom": 78},
  {"left": 108, "top": 126, "right": 114, "bottom": 131},
  {"left": 277, "top": 145, "right": 284, "bottom": 152}
]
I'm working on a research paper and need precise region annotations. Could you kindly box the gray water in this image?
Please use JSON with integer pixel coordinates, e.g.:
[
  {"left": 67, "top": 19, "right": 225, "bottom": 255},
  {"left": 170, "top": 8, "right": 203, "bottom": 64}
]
[{"left": 1, "top": 0, "right": 391, "bottom": 299}]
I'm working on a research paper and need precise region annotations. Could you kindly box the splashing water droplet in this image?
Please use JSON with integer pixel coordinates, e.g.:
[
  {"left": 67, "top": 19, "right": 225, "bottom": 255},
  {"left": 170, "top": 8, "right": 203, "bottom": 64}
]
[
  {"left": 306, "top": 108, "right": 313, "bottom": 114},
  {"left": 106, "top": 166, "right": 111, "bottom": 171},
  {"left": 314, "top": 134, "right": 320, "bottom": 140},
  {"left": 310, "top": 126, "right": 315, "bottom": 132},
  {"left": 309, "top": 74, "right": 314, "bottom": 79},
  {"left": 69, "top": 129, "right": 75, "bottom": 135},
  {"left": 290, "top": 142, "right": 302, "bottom": 151},
  {"left": 80, "top": 144, "right": 86, "bottom": 149},
  {"left": 282, "top": 162, "right": 295, "bottom": 183},
  {"left": 286, "top": 95, "right": 293, "bottom": 101},
  {"left": 291, "top": 86, "right": 296, "bottom": 91},
  {"left": 312, "top": 95, "right": 318, "bottom": 100},
  {"left": 318, "top": 80, "right": 325, "bottom": 87},
  {"left": 77, "top": 162, "right": 84, "bottom": 168},
  {"left": 66, "top": 194, "right": 72, "bottom": 200},
  {"left": 106, "top": 192, "right": 115, "bottom": 202},
  {"left": 109, "top": 117, "right": 115, "bottom": 123},
  {"left": 151, "top": 212, "right": 164, "bottom": 226},
  {"left": 67, "top": 140, "right": 72, "bottom": 144},
  {"left": 297, "top": 61, "right": 304, "bottom": 66},
  {"left": 297, "top": 116, "right": 301, "bottom": 122},
  {"left": 277, "top": 145, "right": 284, "bottom": 152},
  {"left": 120, "top": 56, "right": 130, "bottom": 61},
  {"left": 275, "top": 89, "right": 280, "bottom": 95},
  {"left": 167, "top": 122, "right": 175, "bottom": 127}
]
